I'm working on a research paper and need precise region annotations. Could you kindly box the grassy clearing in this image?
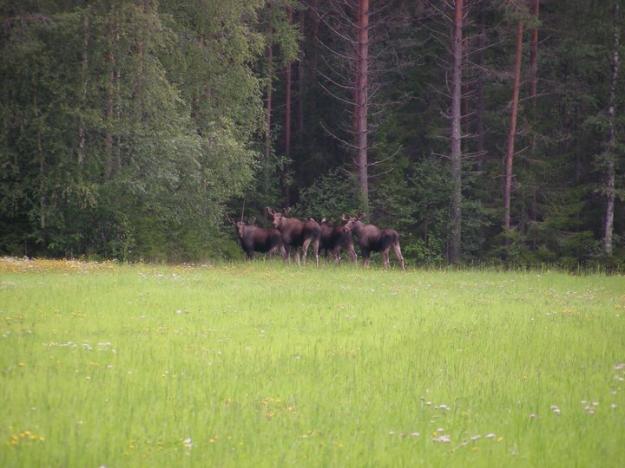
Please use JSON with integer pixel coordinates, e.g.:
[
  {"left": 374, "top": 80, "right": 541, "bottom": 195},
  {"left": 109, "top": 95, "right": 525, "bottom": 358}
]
[{"left": 1, "top": 257, "right": 625, "bottom": 467}]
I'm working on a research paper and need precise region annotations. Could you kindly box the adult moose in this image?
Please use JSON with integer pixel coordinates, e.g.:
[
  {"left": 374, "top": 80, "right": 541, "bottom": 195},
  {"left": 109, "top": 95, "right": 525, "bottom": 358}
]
[
  {"left": 265, "top": 207, "right": 321, "bottom": 266},
  {"left": 319, "top": 217, "right": 357, "bottom": 264},
  {"left": 344, "top": 214, "right": 405, "bottom": 269},
  {"left": 230, "top": 217, "right": 285, "bottom": 260}
]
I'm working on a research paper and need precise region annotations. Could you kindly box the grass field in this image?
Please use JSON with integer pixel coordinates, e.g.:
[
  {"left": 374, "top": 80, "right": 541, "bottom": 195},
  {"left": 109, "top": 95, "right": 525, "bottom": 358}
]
[{"left": 1, "top": 257, "right": 625, "bottom": 467}]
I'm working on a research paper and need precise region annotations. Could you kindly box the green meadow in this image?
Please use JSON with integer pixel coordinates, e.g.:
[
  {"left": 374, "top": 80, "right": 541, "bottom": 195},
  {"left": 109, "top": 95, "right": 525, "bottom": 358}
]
[{"left": 1, "top": 258, "right": 625, "bottom": 467}]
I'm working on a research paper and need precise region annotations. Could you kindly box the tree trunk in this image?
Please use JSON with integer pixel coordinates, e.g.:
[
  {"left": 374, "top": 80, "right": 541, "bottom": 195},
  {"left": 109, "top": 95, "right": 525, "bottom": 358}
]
[
  {"left": 356, "top": 0, "right": 369, "bottom": 213},
  {"left": 297, "top": 5, "right": 305, "bottom": 144},
  {"left": 265, "top": 32, "right": 273, "bottom": 163},
  {"left": 34, "top": 92, "right": 46, "bottom": 231},
  {"left": 78, "top": 9, "right": 88, "bottom": 166},
  {"left": 282, "top": 5, "right": 293, "bottom": 205},
  {"left": 284, "top": 7, "right": 293, "bottom": 159},
  {"left": 529, "top": 0, "right": 539, "bottom": 102},
  {"left": 475, "top": 1, "right": 486, "bottom": 169},
  {"left": 135, "top": 0, "right": 149, "bottom": 122},
  {"left": 503, "top": 21, "right": 524, "bottom": 231},
  {"left": 449, "top": 0, "right": 463, "bottom": 264},
  {"left": 104, "top": 12, "right": 115, "bottom": 180},
  {"left": 603, "top": 2, "right": 620, "bottom": 256}
]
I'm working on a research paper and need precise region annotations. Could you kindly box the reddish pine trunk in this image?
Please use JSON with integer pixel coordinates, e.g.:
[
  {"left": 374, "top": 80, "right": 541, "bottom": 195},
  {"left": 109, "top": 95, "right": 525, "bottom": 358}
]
[
  {"left": 604, "top": 2, "right": 620, "bottom": 256},
  {"left": 476, "top": 2, "right": 486, "bottom": 168},
  {"left": 503, "top": 21, "right": 524, "bottom": 231},
  {"left": 284, "top": 7, "right": 293, "bottom": 159},
  {"left": 297, "top": 6, "right": 305, "bottom": 143},
  {"left": 356, "top": 0, "right": 369, "bottom": 212},
  {"left": 282, "top": 6, "right": 294, "bottom": 205},
  {"left": 310, "top": 0, "right": 320, "bottom": 79},
  {"left": 449, "top": 0, "right": 463, "bottom": 264}
]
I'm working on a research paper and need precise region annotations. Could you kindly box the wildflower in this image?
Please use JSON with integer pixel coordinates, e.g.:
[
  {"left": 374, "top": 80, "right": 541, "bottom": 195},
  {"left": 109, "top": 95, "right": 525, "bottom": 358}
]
[
  {"left": 550, "top": 405, "right": 561, "bottom": 415},
  {"left": 484, "top": 433, "right": 496, "bottom": 439},
  {"left": 183, "top": 437, "right": 193, "bottom": 449},
  {"left": 433, "top": 434, "right": 451, "bottom": 443},
  {"left": 470, "top": 435, "right": 481, "bottom": 441}
]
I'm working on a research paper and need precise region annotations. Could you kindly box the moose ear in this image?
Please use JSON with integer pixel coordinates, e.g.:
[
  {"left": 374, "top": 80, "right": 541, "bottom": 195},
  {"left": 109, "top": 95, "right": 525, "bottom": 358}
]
[
  {"left": 321, "top": 218, "right": 327, "bottom": 224},
  {"left": 341, "top": 214, "right": 347, "bottom": 221},
  {"left": 265, "top": 207, "right": 274, "bottom": 218},
  {"left": 249, "top": 216, "right": 256, "bottom": 224},
  {"left": 283, "top": 207, "right": 291, "bottom": 215},
  {"left": 357, "top": 212, "right": 365, "bottom": 220}
]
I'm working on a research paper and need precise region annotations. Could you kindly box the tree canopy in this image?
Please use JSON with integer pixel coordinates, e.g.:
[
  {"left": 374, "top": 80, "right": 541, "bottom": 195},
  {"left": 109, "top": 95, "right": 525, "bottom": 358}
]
[{"left": 1, "top": 0, "right": 624, "bottom": 268}]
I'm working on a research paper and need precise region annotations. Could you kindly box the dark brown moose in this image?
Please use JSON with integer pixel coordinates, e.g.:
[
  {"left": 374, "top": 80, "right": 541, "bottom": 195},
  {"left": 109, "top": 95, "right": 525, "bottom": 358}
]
[
  {"left": 319, "top": 217, "right": 357, "bottom": 263},
  {"left": 232, "top": 218, "right": 285, "bottom": 260},
  {"left": 265, "top": 207, "right": 321, "bottom": 266},
  {"left": 344, "top": 215, "right": 405, "bottom": 269}
]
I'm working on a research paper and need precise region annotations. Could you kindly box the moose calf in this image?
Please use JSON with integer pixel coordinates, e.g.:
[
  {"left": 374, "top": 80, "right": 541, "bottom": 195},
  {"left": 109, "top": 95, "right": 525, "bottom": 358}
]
[
  {"left": 319, "top": 217, "right": 357, "bottom": 263},
  {"left": 344, "top": 215, "right": 405, "bottom": 269},
  {"left": 266, "top": 207, "right": 321, "bottom": 266},
  {"left": 233, "top": 219, "right": 285, "bottom": 260}
]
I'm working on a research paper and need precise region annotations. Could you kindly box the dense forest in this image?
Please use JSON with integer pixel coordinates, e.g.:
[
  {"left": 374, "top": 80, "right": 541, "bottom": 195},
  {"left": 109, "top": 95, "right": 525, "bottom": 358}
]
[{"left": 1, "top": 0, "right": 624, "bottom": 267}]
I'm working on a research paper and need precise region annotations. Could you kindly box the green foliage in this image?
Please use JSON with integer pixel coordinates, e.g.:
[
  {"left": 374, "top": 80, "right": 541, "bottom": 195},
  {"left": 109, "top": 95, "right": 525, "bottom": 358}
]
[
  {"left": 294, "top": 168, "right": 358, "bottom": 219},
  {"left": 0, "top": 0, "right": 267, "bottom": 260},
  {"left": 1, "top": 0, "right": 624, "bottom": 266}
]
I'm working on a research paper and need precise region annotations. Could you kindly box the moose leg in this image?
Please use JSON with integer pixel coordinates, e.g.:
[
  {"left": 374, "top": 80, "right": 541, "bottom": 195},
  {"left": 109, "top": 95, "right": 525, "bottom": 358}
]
[
  {"left": 393, "top": 242, "right": 405, "bottom": 270},
  {"left": 332, "top": 246, "right": 341, "bottom": 264},
  {"left": 284, "top": 245, "right": 292, "bottom": 263},
  {"left": 302, "top": 237, "right": 312, "bottom": 265},
  {"left": 362, "top": 249, "right": 370, "bottom": 268},
  {"left": 294, "top": 248, "right": 301, "bottom": 265},
  {"left": 347, "top": 243, "right": 357, "bottom": 263},
  {"left": 382, "top": 248, "right": 390, "bottom": 268},
  {"left": 312, "top": 237, "right": 320, "bottom": 267},
  {"left": 267, "top": 245, "right": 281, "bottom": 259}
]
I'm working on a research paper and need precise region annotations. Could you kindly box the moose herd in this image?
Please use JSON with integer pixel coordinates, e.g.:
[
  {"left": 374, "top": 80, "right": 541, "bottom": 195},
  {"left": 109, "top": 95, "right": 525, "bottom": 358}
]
[{"left": 229, "top": 207, "right": 405, "bottom": 269}]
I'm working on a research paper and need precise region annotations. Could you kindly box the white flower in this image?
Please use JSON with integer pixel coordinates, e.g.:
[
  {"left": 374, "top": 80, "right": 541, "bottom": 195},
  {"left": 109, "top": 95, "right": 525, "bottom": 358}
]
[
  {"left": 183, "top": 437, "right": 193, "bottom": 449},
  {"left": 484, "top": 433, "right": 496, "bottom": 439},
  {"left": 433, "top": 434, "right": 451, "bottom": 443}
]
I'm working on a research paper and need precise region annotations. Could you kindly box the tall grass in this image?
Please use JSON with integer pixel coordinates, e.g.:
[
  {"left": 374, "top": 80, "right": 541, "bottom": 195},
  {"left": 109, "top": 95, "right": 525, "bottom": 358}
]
[{"left": 1, "top": 258, "right": 624, "bottom": 466}]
